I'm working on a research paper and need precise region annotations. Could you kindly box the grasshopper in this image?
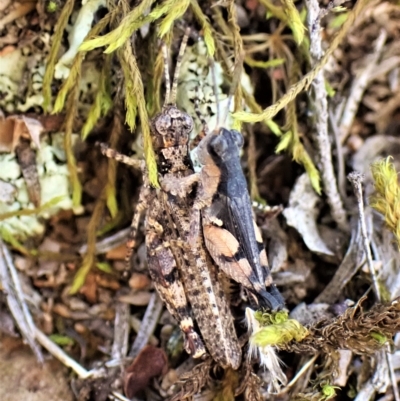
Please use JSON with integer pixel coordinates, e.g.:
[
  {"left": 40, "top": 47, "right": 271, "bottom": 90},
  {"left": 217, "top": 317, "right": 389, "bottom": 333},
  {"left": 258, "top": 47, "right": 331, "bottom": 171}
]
[
  {"left": 100, "top": 33, "right": 241, "bottom": 369},
  {"left": 162, "top": 107, "right": 285, "bottom": 311}
]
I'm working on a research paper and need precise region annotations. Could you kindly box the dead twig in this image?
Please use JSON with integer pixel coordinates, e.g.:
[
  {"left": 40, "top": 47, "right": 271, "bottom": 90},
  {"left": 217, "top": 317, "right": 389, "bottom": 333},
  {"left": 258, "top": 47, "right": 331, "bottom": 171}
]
[
  {"left": 129, "top": 292, "right": 163, "bottom": 357},
  {"left": 348, "top": 172, "right": 380, "bottom": 301},
  {"left": 0, "top": 239, "right": 43, "bottom": 362},
  {"left": 306, "top": 0, "right": 348, "bottom": 232}
]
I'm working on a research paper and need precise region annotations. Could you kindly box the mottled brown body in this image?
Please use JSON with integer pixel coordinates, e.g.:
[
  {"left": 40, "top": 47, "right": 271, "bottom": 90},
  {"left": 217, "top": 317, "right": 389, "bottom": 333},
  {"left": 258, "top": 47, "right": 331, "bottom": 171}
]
[
  {"left": 98, "top": 144, "right": 205, "bottom": 358},
  {"left": 153, "top": 105, "right": 241, "bottom": 369}
]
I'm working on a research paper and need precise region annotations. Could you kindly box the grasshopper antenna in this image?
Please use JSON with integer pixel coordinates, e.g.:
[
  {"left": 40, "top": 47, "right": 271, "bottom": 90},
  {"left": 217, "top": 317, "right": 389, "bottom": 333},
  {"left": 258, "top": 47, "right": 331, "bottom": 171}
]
[
  {"left": 170, "top": 27, "right": 191, "bottom": 105},
  {"left": 162, "top": 43, "right": 171, "bottom": 105}
]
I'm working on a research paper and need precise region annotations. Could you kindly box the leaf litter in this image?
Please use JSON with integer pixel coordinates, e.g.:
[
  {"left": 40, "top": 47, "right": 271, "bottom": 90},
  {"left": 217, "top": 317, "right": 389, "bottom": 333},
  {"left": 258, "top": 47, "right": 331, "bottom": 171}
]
[{"left": 0, "top": 0, "right": 400, "bottom": 400}]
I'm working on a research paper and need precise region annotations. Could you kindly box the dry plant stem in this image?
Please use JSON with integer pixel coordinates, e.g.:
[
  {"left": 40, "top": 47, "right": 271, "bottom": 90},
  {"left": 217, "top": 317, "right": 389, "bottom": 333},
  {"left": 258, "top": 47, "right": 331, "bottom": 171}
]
[
  {"left": 339, "top": 30, "right": 387, "bottom": 144},
  {"left": 112, "top": 302, "right": 130, "bottom": 360},
  {"left": 64, "top": 85, "right": 82, "bottom": 206},
  {"left": 79, "top": 227, "right": 130, "bottom": 255},
  {"left": 0, "top": 240, "right": 43, "bottom": 362},
  {"left": 306, "top": 0, "right": 348, "bottom": 232},
  {"left": 42, "top": 0, "right": 75, "bottom": 110},
  {"left": 315, "top": 217, "right": 365, "bottom": 303},
  {"left": 329, "top": 110, "right": 346, "bottom": 200},
  {"left": 111, "top": 392, "right": 132, "bottom": 401},
  {"left": 34, "top": 327, "right": 90, "bottom": 378},
  {"left": 248, "top": 127, "right": 260, "bottom": 200},
  {"left": 387, "top": 351, "right": 400, "bottom": 401},
  {"left": 348, "top": 172, "right": 381, "bottom": 302},
  {"left": 233, "top": 0, "right": 370, "bottom": 123},
  {"left": 129, "top": 292, "right": 164, "bottom": 357},
  {"left": 280, "top": 354, "right": 318, "bottom": 393},
  {"left": 348, "top": 173, "right": 400, "bottom": 401}
]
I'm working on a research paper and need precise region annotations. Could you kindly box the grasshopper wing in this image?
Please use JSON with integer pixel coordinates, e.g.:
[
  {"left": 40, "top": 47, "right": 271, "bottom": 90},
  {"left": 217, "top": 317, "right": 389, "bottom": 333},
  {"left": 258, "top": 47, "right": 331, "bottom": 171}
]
[{"left": 202, "top": 129, "right": 285, "bottom": 310}]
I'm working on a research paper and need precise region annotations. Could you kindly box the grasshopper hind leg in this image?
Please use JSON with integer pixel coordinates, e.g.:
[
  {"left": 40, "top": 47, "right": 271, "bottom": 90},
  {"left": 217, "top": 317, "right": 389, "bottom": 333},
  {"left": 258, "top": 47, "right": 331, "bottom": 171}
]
[{"left": 147, "top": 214, "right": 206, "bottom": 359}]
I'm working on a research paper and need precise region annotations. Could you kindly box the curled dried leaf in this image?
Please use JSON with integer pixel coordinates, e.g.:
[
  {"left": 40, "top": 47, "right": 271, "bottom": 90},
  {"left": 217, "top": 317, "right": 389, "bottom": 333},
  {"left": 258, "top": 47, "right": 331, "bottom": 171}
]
[{"left": 124, "top": 345, "right": 168, "bottom": 398}]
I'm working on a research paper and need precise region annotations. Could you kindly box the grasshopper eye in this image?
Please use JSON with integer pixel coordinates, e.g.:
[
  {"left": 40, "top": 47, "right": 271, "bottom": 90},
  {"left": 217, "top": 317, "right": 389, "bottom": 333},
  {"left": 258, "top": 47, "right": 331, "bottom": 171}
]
[
  {"left": 209, "top": 134, "right": 228, "bottom": 157},
  {"left": 230, "top": 130, "right": 244, "bottom": 149},
  {"left": 182, "top": 114, "right": 194, "bottom": 134},
  {"left": 154, "top": 114, "right": 172, "bottom": 136}
]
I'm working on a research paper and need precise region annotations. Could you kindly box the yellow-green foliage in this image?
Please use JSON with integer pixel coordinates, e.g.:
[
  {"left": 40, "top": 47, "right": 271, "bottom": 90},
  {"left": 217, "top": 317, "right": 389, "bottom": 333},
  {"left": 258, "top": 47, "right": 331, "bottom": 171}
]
[
  {"left": 120, "top": 43, "right": 159, "bottom": 188},
  {"left": 320, "top": 384, "right": 340, "bottom": 400},
  {"left": 64, "top": 87, "right": 82, "bottom": 207},
  {"left": 49, "top": 334, "right": 75, "bottom": 346},
  {"left": 79, "top": 0, "right": 190, "bottom": 54},
  {"left": 0, "top": 226, "right": 30, "bottom": 256},
  {"left": 81, "top": 57, "right": 112, "bottom": 140},
  {"left": 53, "top": 12, "right": 112, "bottom": 113},
  {"left": 251, "top": 310, "right": 308, "bottom": 347},
  {"left": 0, "top": 196, "right": 65, "bottom": 222},
  {"left": 276, "top": 99, "right": 321, "bottom": 194},
  {"left": 370, "top": 157, "right": 400, "bottom": 249},
  {"left": 42, "top": 0, "right": 75, "bottom": 111},
  {"left": 157, "top": 0, "right": 190, "bottom": 37},
  {"left": 53, "top": 53, "right": 84, "bottom": 113},
  {"left": 233, "top": 0, "right": 370, "bottom": 124},
  {"left": 260, "top": 0, "right": 305, "bottom": 45},
  {"left": 190, "top": 0, "right": 215, "bottom": 56},
  {"left": 245, "top": 57, "right": 285, "bottom": 69},
  {"left": 70, "top": 196, "right": 105, "bottom": 294},
  {"left": 280, "top": 0, "right": 305, "bottom": 45},
  {"left": 370, "top": 331, "right": 387, "bottom": 345},
  {"left": 79, "top": 0, "right": 156, "bottom": 53}
]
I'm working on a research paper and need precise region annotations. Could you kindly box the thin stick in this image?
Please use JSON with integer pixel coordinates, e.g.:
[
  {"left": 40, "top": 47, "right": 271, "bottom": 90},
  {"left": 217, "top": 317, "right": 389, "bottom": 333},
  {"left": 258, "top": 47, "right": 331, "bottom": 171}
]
[
  {"left": 280, "top": 354, "right": 318, "bottom": 392},
  {"left": 387, "top": 350, "right": 400, "bottom": 401},
  {"left": 162, "top": 44, "right": 171, "bottom": 104},
  {"left": 129, "top": 292, "right": 164, "bottom": 357},
  {"left": 0, "top": 240, "right": 43, "bottom": 362},
  {"left": 348, "top": 172, "right": 381, "bottom": 301},
  {"left": 306, "top": 0, "right": 348, "bottom": 232},
  {"left": 111, "top": 302, "right": 130, "bottom": 360},
  {"left": 170, "top": 27, "right": 190, "bottom": 104},
  {"left": 34, "top": 327, "right": 90, "bottom": 378}
]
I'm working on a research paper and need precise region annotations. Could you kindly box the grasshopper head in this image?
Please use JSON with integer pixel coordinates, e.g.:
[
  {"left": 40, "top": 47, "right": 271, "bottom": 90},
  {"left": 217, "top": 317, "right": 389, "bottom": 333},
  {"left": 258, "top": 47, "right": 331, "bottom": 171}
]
[{"left": 151, "top": 105, "right": 194, "bottom": 150}]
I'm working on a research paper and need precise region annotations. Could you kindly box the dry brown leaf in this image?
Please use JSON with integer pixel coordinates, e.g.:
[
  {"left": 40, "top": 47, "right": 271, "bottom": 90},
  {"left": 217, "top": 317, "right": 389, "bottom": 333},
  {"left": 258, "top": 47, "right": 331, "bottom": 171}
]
[
  {"left": 79, "top": 273, "right": 98, "bottom": 304},
  {"left": 124, "top": 345, "right": 168, "bottom": 398},
  {"left": 105, "top": 243, "right": 126, "bottom": 260},
  {"left": 0, "top": 115, "right": 43, "bottom": 152}
]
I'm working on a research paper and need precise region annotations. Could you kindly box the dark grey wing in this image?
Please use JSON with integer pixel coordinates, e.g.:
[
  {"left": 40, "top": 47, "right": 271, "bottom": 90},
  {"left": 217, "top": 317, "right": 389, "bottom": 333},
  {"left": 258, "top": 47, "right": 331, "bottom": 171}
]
[{"left": 204, "top": 193, "right": 284, "bottom": 310}]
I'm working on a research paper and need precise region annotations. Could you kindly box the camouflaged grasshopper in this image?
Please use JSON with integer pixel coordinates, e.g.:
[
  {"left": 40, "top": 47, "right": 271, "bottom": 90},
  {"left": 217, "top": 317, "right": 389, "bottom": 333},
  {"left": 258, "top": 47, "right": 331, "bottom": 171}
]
[
  {"left": 100, "top": 33, "right": 241, "bottom": 369},
  {"left": 163, "top": 103, "right": 285, "bottom": 311}
]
